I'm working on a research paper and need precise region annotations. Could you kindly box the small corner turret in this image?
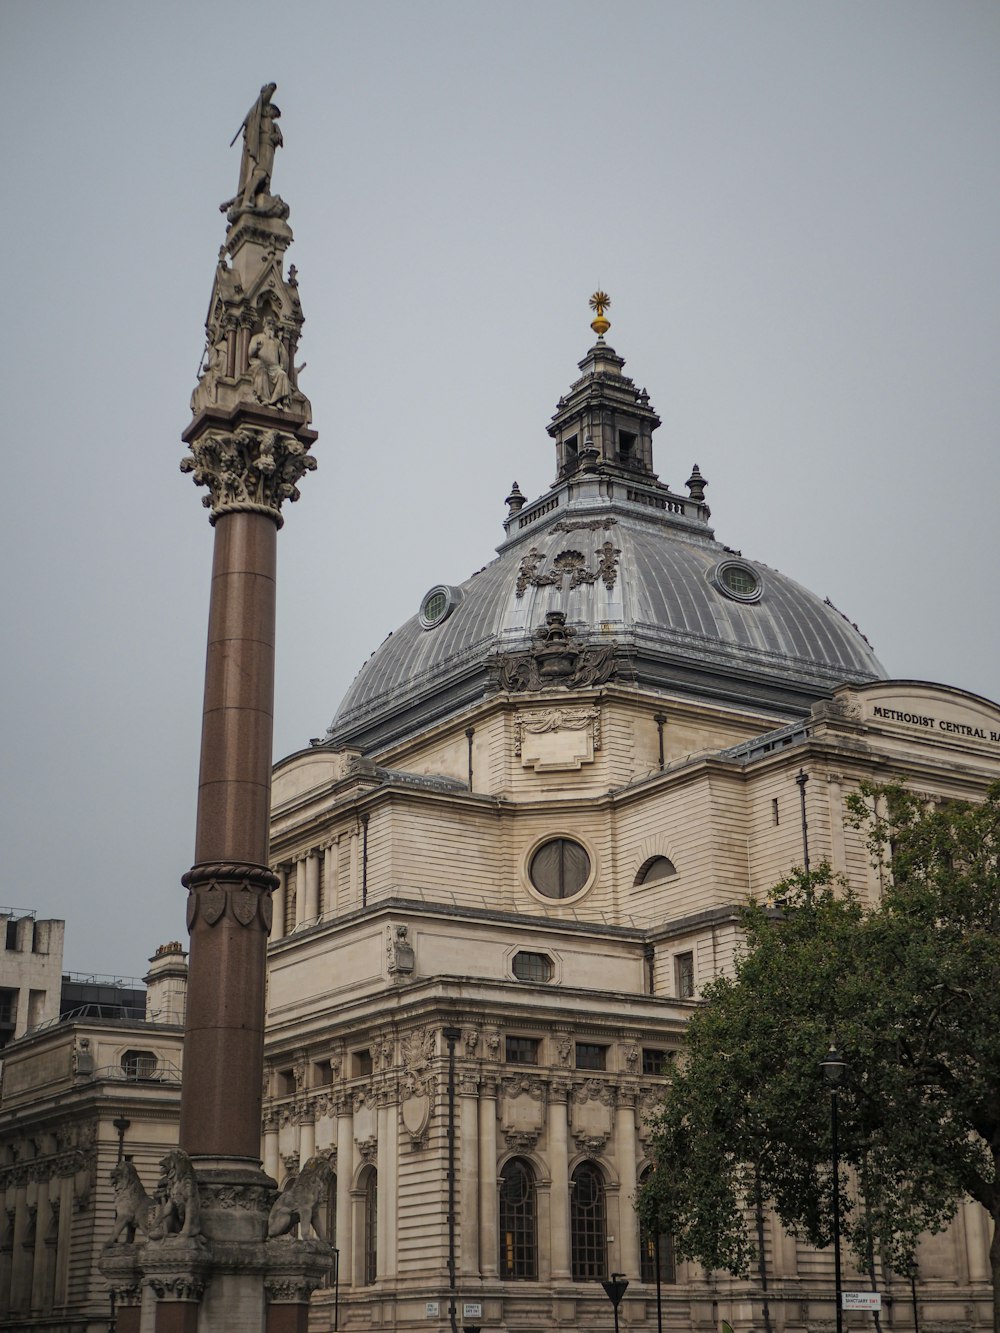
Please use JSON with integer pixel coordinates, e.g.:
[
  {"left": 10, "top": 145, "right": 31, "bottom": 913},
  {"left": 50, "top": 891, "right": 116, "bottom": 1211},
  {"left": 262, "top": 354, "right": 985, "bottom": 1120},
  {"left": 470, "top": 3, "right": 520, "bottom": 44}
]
[
  {"left": 547, "top": 292, "right": 662, "bottom": 485},
  {"left": 181, "top": 83, "right": 317, "bottom": 527}
]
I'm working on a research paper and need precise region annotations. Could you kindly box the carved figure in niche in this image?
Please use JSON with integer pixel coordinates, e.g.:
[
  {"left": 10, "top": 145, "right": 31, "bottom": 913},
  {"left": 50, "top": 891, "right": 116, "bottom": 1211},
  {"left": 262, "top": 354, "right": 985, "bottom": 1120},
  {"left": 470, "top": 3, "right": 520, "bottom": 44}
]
[
  {"left": 147, "top": 1150, "right": 201, "bottom": 1241},
  {"left": 108, "top": 1159, "right": 153, "bottom": 1244},
  {"left": 624, "top": 1044, "right": 640, "bottom": 1075},
  {"left": 556, "top": 1034, "right": 572, "bottom": 1066},
  {"left": 267, "top": 1154, "right": 333, "bottom": 1242},
  {"left": 226, "top": 82, "right": 283, "bottom": 213},
  {"left": 249, "top": 317, "right": 292, "bottom": 408},
  {"left": 387, "top": 924, "right": 415, "bottom": 975}
]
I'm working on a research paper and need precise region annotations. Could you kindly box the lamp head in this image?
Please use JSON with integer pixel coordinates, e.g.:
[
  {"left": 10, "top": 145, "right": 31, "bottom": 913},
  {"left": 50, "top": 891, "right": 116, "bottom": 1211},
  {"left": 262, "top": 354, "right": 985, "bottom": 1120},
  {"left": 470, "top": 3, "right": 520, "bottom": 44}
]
[{"left": 820, "top": 1043, "right": 846, "bottom": 1087}]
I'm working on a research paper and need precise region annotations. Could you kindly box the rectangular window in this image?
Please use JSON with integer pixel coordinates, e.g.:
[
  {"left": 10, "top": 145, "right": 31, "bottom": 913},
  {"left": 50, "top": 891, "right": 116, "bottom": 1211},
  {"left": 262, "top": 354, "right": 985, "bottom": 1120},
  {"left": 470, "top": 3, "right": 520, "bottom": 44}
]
[
  {"left": 642, "top": 1048, "right": 671, "bottom": 1075},
  {"left": 575, "top": 1043, "right": 606, "bottom": 1071},
  {"left": 505, "top": 1036, "right": 540, "bottom": 1065},
  {"left": 772, "top": 797, "right": 780, "bottom": 825},
  {"left": 674, "top": 951, "right": 695, "bottom": 998},
  {"left": 354, "top": 1049, "right": 373, "bottom": 1077},
  {"left": 275, "top": 1068, "right": 296, "bottom": 1096}
]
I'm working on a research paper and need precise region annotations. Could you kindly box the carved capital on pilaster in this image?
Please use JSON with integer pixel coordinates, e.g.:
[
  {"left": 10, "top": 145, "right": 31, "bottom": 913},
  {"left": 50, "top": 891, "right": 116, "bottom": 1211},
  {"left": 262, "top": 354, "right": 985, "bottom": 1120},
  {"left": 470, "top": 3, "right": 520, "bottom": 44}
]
[
  {"left": 183, "top": 861, "right": 278, "bottom": 932},
  {"left": 181, "top": 425, "right": 316, "bottom": 525}
]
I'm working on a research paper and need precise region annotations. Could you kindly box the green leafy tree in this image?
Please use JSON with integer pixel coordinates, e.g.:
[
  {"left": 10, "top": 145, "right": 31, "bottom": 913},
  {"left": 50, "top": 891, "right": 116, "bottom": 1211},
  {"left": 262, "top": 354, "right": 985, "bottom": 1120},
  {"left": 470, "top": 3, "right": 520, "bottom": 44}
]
[{"left": 638, "top": 781, "right": 1000, "bottom": 1332}]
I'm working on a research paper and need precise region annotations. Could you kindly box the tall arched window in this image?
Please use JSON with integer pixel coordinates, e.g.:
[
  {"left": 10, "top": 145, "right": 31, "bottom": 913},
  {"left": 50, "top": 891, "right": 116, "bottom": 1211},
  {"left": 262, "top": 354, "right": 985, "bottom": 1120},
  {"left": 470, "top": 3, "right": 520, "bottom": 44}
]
[
  {"left": 363, "top": 1168, "right": 377, "bottom": 1285},
  {"left": 638, "top": 1169, "right": 676, "bottom": 1284},
  {"left": 570, "top": 1162, "right": 606, "bottom": 1281},
  {"left": 499, "top": 1158, "right": 537, "bottom": 1280}
]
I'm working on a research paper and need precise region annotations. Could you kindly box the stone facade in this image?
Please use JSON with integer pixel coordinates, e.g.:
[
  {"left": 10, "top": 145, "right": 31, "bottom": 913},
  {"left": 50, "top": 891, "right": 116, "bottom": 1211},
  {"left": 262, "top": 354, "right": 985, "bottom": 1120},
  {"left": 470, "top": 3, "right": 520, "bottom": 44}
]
[
  {"left": 264, "top": 676, "right": 1000, "bottom": 1331},
  {"left": 0, "top": 1002, "right": 184, "bottom": 1329},
  {"left": 0, "top": 910, "right": 64, "bottom": 1056}
]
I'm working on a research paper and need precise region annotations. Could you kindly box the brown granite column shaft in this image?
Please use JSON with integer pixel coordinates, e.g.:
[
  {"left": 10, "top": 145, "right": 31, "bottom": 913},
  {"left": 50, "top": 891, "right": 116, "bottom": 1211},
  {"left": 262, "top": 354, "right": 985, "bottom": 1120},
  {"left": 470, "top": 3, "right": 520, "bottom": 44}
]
[
  {"left": 266, "top": 1303, "right": 311, "bottom": 1333},
  {"left": 154, "top": 1302, "right": 201, "bottom": 1333},
  {"left": 179, "top": 508, "right": 278, "bottom": 1161}
]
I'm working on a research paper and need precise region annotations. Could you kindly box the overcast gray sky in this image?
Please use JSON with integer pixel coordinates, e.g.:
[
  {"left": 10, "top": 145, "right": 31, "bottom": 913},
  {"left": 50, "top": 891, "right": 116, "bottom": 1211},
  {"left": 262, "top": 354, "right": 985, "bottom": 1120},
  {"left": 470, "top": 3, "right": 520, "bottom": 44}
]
[{"left": 2, "top": 1, "right": 998, "bottom": 976}]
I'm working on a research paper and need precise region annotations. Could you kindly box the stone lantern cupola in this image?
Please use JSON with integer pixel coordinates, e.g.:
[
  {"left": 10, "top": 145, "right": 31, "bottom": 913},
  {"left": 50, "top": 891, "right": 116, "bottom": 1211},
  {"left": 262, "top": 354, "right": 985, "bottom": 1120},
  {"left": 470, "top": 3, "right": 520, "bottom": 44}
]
[{"left": 547, "top": 292, "right": 661, "bottom": 484}]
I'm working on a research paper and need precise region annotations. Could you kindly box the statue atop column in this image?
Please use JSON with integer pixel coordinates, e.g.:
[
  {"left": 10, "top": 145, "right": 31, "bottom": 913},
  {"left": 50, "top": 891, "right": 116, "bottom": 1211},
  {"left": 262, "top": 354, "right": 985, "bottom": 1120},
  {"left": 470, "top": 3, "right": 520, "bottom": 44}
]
[
  {"left": 222, "top": 82, "right": 288, "bottom": 220},
  {"left": 188, "top": 81, "right": 312, "bottom": 432}
]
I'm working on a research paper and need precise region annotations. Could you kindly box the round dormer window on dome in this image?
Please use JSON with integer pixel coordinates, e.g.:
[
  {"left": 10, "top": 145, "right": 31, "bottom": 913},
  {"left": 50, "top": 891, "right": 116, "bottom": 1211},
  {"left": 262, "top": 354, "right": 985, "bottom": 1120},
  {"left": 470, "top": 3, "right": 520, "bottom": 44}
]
[
  {"left": 419, "top": 584, "right": 460, "bottom": 629},
  {"left": 712, "top": 559, "right": 763, "bottom": 604}
]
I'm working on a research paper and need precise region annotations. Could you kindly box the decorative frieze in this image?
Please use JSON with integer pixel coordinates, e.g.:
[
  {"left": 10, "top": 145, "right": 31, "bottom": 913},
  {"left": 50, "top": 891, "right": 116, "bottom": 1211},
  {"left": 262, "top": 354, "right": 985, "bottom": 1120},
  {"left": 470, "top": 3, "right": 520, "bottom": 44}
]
[
  {"left": 499, "top": 612, "right": 616, "bottom": 693},
  {"left": 183, "top": 861, "right": 277, "bottom": 931}
]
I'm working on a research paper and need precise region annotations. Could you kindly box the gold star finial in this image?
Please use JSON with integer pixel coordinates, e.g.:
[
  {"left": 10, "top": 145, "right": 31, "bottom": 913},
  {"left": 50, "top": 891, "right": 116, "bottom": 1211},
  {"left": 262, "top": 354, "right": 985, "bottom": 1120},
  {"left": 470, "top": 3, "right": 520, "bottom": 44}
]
[{"left": 589, "top": 290, "right": 611, "bottom": 337}]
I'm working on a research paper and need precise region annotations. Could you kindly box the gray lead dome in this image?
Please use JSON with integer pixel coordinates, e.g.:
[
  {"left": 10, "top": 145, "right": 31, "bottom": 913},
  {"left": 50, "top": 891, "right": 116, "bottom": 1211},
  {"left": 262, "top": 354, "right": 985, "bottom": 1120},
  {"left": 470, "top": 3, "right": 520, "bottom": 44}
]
[{"left": 326, "top": 334, "right": 885, "bottom": 751}]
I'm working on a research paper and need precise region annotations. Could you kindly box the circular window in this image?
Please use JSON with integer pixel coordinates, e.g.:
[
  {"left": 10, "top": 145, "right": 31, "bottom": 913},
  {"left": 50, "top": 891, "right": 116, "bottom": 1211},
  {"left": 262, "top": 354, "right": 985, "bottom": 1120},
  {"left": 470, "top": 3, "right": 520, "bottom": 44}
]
[
  {"left": 529, "top": 838, "right": 591, "bottom": 899},
  {"left": 712, "top": 560, "right": 763, "bottom": 603},
  {"left": 418, "top": 584, "right": 457, "bottom": 629}
]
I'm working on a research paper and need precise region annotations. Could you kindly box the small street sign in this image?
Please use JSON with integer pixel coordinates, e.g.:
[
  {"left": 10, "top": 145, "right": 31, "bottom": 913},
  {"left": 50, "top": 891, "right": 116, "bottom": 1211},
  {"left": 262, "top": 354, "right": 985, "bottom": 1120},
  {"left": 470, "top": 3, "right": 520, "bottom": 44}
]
[
  {"left": 462, "top": 1302, "right": 483, "bottom": 1319},
  {"left": 843, "top": 1291, "right": 882, "bottom": 1310},
  {"left": 601, "top": 1275, "right": 629, "bottom": 1308}
]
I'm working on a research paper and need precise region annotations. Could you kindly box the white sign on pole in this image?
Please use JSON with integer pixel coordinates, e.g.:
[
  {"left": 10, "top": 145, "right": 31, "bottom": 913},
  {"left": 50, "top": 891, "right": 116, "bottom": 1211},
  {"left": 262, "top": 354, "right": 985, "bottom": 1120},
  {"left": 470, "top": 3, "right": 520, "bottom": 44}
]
[
  {"left": 462, "top": 1303, "right": 483, "bottom": 1319},
  {"left": 842, "top": 1291, "right": 882, "bottom": 1310}
]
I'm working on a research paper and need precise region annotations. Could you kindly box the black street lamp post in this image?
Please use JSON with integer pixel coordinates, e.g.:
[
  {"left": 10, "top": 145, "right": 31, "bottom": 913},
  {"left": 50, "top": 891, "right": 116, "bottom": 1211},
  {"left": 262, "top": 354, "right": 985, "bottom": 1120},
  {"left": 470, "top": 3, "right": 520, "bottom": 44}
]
[{"left": 820, "top": 1045, "right": 846, "bottom": 1333}]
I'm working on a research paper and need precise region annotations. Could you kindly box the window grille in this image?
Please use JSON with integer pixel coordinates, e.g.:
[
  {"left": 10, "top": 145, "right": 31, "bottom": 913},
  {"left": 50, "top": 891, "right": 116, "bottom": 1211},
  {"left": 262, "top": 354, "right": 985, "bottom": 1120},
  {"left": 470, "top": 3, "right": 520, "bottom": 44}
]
[
  {"left": 363, "top": 1168, "right": 377, "bottom": 1285},
  {"left": 499, "top": 1158, "right": 537, "bottom": 1279},
  {"left": 570, "top": 1162, "right": 606, "bottom": 1280}
]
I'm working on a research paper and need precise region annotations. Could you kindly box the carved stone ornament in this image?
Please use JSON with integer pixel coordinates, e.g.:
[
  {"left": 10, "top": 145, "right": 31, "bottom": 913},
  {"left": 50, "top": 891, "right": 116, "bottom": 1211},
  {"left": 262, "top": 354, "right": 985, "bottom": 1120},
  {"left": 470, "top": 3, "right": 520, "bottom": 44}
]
[
  {"left": 183, "top": 862, "right": 278, "bottom": 931},
  {"left": 357, "top": 1136, "right": 378, "bottom": 1166},
  {"left": 573, "top": 1132, "right": 609, "bottom": 1155},
  {"left": 514, "top": 540, "right": 621, "bottom": 598},
  {"left": 514, "top": 704, "right": 602, "bottom": 772},
  {"left": 552, "top": 517, "right": 618, "bottom": 535},
  {"left": 401, "top": 1089, "right": 432, "bottom": 1151},
  {"left": 181, "top": 426, "right": 317, "bottom": 526},
  {"left": 504, "top": 1130, "right": 539, "bottom": 1154},
  {"left": 498, "top": 611, "right": 616, "bottom": 693},
  {"left": 386, "top": 923, "right": 415, "bottom": 976},
  {"left": 267, "top": 1154, "right": 333, "bottom": 1241}
]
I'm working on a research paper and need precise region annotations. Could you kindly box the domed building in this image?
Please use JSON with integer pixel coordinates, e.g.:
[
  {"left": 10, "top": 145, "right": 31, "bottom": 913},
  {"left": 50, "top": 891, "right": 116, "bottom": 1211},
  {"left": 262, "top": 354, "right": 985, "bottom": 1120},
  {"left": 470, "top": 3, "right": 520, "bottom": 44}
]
[{"left": 262, "top": 303, "right": 999, "bottom": 1332}]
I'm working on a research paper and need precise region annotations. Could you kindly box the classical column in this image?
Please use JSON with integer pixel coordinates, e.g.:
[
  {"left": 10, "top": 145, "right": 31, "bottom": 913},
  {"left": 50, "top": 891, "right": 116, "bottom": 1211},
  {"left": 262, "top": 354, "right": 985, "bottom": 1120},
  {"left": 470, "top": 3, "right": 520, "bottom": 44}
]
[
  {"left": 548, "top": 1082, "right": 571, "bottom": 1280},
  {"left": 459, "top": 1074, "right": 480, "bottom": 1276},
  {"left": 335, "top": 1096, "right": 354, "bottom": 1287},
  {"left": 9, "top": 1176, "right": 30, "bottom": 1314},
  {"left": 615, "top": 1088, "right": 640, "bottom": 1281},
  {"left": 376, "top": 1098, "right": 396, "bottom": 1279},
  {"left": 270, "top": 866, "right": 286, "bottom": 942},
  {"left": 29, "top": 1173, "right": 50, "bottom": 1311},
  {"left": 293, "top": 857, "right": 307, "bottom": 929},
  {"left": 298, "top": 1110, "right": 316, "bottom": 1164},
  {"left": 263, "top": 1112, "right": 280, "bottom": 1183},
  {"left": 304, "top": 853, "right": 320, "bottom": 923},
  {"left": 478, "top": 1078, "right": 499, "bottom": 1279},
  {"left": 324, "top": 844, "right": 337, "bottom": 915},
  {"left": 179, "top": 505, "right": 282, "bottom": 1161}
]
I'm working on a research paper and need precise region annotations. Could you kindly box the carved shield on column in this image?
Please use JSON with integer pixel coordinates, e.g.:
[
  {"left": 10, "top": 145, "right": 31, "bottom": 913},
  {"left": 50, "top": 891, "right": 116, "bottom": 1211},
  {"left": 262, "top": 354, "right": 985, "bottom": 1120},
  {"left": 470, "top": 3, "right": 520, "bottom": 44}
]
[
  {"left": 260, "top": 893, "right": 273, "bottom": 932},
  {"left": 201, "top": 884, "right": 226, "bottom": 926},
  {"left": 401, "top": 1089, "right": 431, "bottom": 1148},
  {"left": 231, "top": 887, "right": 257, "bottom": 926}
]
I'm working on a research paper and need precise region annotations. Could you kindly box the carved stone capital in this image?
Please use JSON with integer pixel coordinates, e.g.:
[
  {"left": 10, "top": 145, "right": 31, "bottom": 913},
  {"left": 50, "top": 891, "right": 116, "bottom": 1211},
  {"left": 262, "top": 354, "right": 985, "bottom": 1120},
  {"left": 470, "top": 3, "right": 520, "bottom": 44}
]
[
  {"left": 181, "top": 425, "right": 316, "bottom": 526},
  {"left": 183, "top": 861, "right": 278, "bottom": 932}
]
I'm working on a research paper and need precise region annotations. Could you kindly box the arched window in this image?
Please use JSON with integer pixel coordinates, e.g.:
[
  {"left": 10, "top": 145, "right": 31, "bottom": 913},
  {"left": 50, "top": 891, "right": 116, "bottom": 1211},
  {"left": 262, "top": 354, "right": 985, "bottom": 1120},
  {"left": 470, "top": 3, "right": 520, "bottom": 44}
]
[
  {"left": 570, "top": 1162, "right": 606, "bottom": 1281},
  {"left": 499, "top": 1158, "right": 537, "bottom": 1280},
  {"left": 634, "top": 856, "right": 676, "bottom": 886},
  {"left": 363, "top": 1168, "right": 377, "bottom": 1285},
  {"left": 638, "top": 1169, "right": 676, "bottom": 1284}
]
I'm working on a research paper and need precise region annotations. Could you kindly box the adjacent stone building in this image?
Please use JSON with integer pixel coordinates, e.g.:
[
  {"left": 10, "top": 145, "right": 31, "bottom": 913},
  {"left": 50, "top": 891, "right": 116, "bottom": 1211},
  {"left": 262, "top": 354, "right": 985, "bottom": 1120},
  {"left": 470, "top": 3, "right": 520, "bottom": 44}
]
[
  {"left": 0, "top": 943, "right": 186, "bottom": 1331},
  {"left": 0, "top": 910, "right": 64, "bottom": 1056},
  {"left": 261, "top": 309, "right": 999, "bottom": 1332}
]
